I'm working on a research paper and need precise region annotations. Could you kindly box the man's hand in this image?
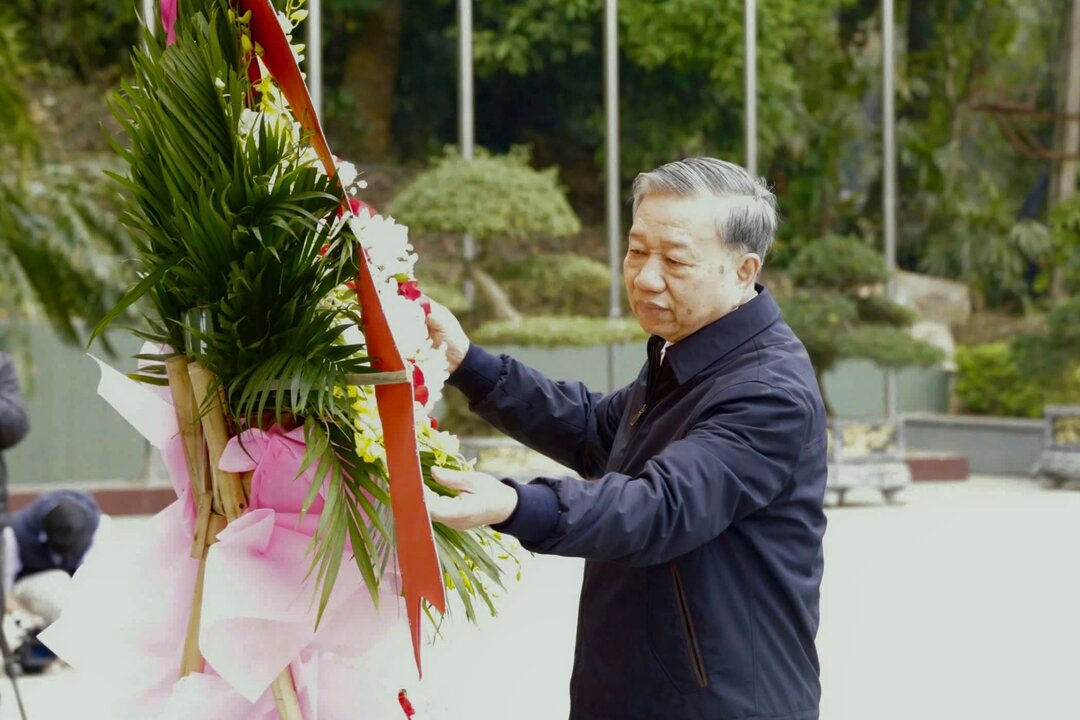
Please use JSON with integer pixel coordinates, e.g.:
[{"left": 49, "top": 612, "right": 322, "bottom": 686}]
[
  {"left": 424, "top": 299, "right": 470, "bottom": 373},
  {"left": 427, "top": 467, "right": 518, "bottom": 531}
]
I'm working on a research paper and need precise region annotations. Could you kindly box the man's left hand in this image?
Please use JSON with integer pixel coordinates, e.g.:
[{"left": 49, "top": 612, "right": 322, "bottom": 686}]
[{"left": 427, "top": 467, "right": 518, "bottom": 531}]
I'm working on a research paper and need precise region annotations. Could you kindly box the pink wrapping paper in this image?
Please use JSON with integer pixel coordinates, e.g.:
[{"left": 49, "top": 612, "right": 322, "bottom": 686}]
[{"left": 41, "top": 364, "right": 421, "bottom": 718}]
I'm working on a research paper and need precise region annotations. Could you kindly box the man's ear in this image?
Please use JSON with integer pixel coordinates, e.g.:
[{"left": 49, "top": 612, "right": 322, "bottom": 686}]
[{"left": 737, "top": 253, "right": 762, "bottom": 285}]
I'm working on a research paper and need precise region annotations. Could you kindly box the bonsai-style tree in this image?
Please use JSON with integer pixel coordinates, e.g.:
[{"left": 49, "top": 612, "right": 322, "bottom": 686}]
[
  {"left": 780, "top": 235, "right": 943, "bottom": 414},
  {"left": 388, "top": 146, "right": 581, "bottom": 321}
]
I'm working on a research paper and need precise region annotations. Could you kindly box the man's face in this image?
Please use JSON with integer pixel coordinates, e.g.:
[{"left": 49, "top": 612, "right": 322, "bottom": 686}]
[{"left": 624, "top": 194, "right": 760, "bottom": 344}]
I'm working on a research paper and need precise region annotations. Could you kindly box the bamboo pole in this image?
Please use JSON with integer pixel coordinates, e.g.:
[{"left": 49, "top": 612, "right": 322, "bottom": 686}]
[
  {"left": 187, "top": 362, "right": 248, "bottom": 519},
  {"left": 186, "top": 360, "right": 303, "bottom": 720},
  {"left": 167, "top": 356, "right": 215, "bottom": 677},
  {"left": 179, "top": 513, "right": 226, "bottom": 676}
]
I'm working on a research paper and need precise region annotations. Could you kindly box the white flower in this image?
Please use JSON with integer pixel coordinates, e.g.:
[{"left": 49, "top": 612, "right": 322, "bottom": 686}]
[
  {"left": 276, "top": 11, "right": 295, "bottom": 35},
  {"left": 337, "top": 161, "right": 359, "bottom": 188}
]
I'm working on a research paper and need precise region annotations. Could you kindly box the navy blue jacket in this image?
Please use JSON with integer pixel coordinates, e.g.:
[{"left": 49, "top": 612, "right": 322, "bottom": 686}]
[{"left": 449, "top": 286, "right": 827, "bottom": 720}]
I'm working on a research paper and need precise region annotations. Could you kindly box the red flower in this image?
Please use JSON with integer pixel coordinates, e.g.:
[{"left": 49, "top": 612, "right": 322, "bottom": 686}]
[
  {"left": 419, "top": 298, "right": 432, "bottom": 317},
  {"left": 345, "top": 280, "right": 356, "bottom": 291},
  {"left": 319, "top": 243, "right": 329, "bottom": 256},
  {"left": 398, "top": 279, "right": 422, "bottom": 301},
  {"left": 429, "top": 417, "right": 439, "bottom": 430},
  {"left": 412, "top": 365, "right": 430, "bottom": 406},
  {"left": 337, "top": 196, "right": 377, "bottom": 218},
  {"left": 397, "top": 689, "right": 416, "bottom": 718},
  {"left": 161, "top": 0, "right": 177, "bottom": 45}
]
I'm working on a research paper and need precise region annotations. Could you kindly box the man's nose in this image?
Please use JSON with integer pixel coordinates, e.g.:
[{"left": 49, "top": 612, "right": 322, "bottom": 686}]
[{"left": 633, "top": 258, "right": 666, "bottom": 293}]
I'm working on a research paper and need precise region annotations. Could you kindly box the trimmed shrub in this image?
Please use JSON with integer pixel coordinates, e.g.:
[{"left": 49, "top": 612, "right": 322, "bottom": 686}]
[
  {"left": 388, "top": 147, "right": 581, "bottom": 242},
  {"left": 837, "top": 326, "right": 943, "bottom": 369},
  {"left": 473, "top": 315, "right": 646, "bottom": 348},
  {"left": 787, "top": 235, "right": 889, "bottom": 290},
  {"left": 954, "top": 343, "right": 1043, "bottom": 418},
  {"left": 497, "top": 254, "right": 611, "bottom": 316}
]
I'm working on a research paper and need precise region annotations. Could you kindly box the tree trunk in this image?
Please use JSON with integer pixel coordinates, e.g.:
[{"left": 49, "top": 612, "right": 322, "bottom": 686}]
[
  {"left": 339, "top": 0, "right": 405, "bottom": 160},
  {"left": 471, "top": 266, "right": 522, "bottom": 322},
  {"left": 1050, "top": 0, "right": 1080, "bottom": 303},
  {"left": 816, "top": 369, "right": 835, "bottom": 418}
]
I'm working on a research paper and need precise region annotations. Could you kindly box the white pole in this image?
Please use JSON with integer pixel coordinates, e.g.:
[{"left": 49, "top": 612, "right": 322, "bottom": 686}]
[
  {"left": 458, "top": 0, "right": 477, "bottom": 309},
  {"left": 883, "top": 0, "right": 899, "bottom": 421},
  {"left": 604, "top": 0, "right": 621, "bottom": 391},
  {"left": 744, "top": 0, "right": 758, "bottom": 177},
  {"left": 307, "top": 0, "right": 323, "bottom": 118}
]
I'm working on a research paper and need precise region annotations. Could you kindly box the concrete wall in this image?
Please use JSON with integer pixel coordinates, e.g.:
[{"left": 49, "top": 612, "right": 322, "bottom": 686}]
[
  {"left": 487, "top": 345, "right": 952, "bottom": 417},
  {"left": 0, "top": 328, "right": 981, "bottom": 485},
  {"left": 5, "top": 325, "right": 149, "bottom": 486},
  {"left": 904, "top": 413, "right": 1044, "bottom": 476}
]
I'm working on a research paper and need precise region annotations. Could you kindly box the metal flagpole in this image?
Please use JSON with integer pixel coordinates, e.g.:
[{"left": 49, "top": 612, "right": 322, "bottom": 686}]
[
  {"left": 458, "top": 0, "right": 477, "bottom": 309},
  {"left": 882, "top": 0, "right": 899, "bottom": 420},
  {"left": 744, "top": 0, "right": 758, "bottom": 177},
  {"left": 604, "top": 0, "right": 621, "bottom": 392},
  {"left": 307, "top": 0, "right": 323, "bottom": 118}
]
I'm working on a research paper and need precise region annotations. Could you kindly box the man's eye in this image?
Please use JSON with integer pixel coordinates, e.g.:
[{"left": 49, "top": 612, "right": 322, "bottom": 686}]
[
  {"left": 666, "top": 258, "right": 686, "bottom": 266},
  {"left": 628, "top": 248, "right": 645, "bottom": 256}
]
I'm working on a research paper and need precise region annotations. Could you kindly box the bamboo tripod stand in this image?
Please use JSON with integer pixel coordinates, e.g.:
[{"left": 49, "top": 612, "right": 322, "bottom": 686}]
[{"left": 166, "top": 356, "right": 304, "bottom": 719}]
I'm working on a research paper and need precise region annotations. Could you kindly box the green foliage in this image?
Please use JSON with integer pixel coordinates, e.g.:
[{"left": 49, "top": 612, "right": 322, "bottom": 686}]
[
  {"left": 918, "top": 174, "right": 1054, "bottom": 306},
  {"left": 787, "top": 235, "right": 889, "bottom": 290},
  {"left": 8, "top": 0, "right": 140, "bottom": 75},
  {"left": 779, "top": 291, "right": 858, "bottom": 372},
  {"left": 474, "top": 315, "right": 645, "bottom": 348},
  {"left": 837, "top": 326, "right": 943, "bottom": 369},
  {"left": 781, "top": 236, "right": 942, "bottom": 412},
  {"left": 955, "top": 300, "right": 1080, "bottom": 418},
  {"left": 0, "top": 19, "right": 37, "bottom": 160},
  {"left": 953, "top": 342, "right": 1044, "bottom": 418},
  {"left": 497, "top": 253, "right": 610, "bottom": 316},
  {"left": 0, "top": 11, "right": 130, "bottom": 355},
  {"left": 1045, "top": 296, "right": 1080, "bottom": 350},
  {"left": 470, "top": 0, "right": 851, "bottom": 174},
  {"left": 103, "top": 0, "right": 509, "bottom": 626},
  {"left": 388, "top": 147, "right": 581, "bottom": 242},
  {"left": 856, "top": 296, "right": 917, "bottom": 326},
  {"left": 896, "top": 1, "right": 1063, "bottom": 306},
  {"left": 1051, "top": 194, "right": 1080, "bottom": 294}
]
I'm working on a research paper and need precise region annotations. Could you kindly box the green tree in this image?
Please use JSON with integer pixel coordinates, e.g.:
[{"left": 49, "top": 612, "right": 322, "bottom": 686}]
[
  {"left": 780, "top": 235, "right": 943, "bottom": 413},
  {"left": 388, "top": 147, "right": 581, "bottom": 320}
]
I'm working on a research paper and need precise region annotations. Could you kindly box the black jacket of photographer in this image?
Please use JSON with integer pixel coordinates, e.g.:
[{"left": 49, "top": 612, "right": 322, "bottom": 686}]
[{"left": 0, "top": 353, "right": 30, "bottom": 495}]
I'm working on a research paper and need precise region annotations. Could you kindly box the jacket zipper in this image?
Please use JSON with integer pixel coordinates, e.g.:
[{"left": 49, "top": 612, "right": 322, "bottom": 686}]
[
  {"left": 671, "top": 564, "right": 709, "bottom": 688},
  {"left": 630, "top": 348, "right": 660, "bottom": 427}
]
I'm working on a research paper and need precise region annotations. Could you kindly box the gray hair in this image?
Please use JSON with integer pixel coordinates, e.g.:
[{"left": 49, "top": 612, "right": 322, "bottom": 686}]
[{"left": 632, "top": 157, "right": 780, "bottom": 259}]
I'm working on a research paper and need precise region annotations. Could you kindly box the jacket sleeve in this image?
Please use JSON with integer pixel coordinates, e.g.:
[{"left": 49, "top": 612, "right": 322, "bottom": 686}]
[
  {"left": 497, "top": 381, "right": 810, "bottom": 567},
  {"left": 0, "top": 355, "right": 29, "bottom": 451},
  {"left": 448, "top": 344, "right": 633, "bottom": 479}
]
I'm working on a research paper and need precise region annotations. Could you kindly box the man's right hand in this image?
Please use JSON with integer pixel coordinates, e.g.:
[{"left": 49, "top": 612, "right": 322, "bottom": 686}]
[{"left": 424, "top": 298, "right": 471, "bottom": 373}]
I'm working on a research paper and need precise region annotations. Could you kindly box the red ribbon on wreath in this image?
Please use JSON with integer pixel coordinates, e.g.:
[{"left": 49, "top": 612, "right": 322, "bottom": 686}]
[{"left": 235, "top": 0, "right": 446, "bottom": 675}]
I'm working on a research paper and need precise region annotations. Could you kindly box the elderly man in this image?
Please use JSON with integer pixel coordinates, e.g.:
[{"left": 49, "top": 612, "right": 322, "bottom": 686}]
[{"left": 427, "top": 157, "right": 827, "bottom": 720}]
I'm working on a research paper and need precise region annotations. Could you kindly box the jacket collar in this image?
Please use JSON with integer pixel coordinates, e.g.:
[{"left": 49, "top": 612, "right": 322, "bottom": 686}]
[{"left": 647, "top": 283, "right": 781, "bottom": 385}]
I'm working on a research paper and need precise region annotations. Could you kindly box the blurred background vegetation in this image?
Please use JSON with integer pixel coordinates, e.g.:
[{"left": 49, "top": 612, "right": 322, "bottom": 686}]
[{"left": 2, "top": 0, "right": 1079, "bottom": 417}]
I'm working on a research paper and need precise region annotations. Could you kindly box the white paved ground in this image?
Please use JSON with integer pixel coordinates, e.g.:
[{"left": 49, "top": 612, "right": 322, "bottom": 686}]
[{"left": 2, "top": 476, "right": 1079, "bottom": 719}]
